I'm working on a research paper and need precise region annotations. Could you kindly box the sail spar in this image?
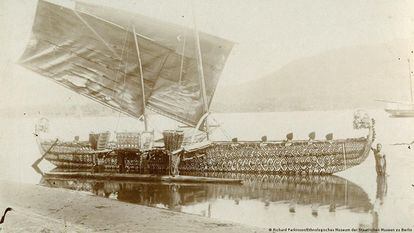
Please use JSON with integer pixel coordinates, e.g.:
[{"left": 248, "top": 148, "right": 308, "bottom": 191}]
[{"left": 19, "top": 0, "right": 234, "bottom": 126}]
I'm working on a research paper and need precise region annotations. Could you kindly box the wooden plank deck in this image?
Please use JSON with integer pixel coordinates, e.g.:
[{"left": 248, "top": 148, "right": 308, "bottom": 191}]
[{"left": 44, "top": 172, "right": 244, "bottom": 184}]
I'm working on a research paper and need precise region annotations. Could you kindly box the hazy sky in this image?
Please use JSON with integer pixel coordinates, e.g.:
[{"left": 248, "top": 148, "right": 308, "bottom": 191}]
[{"left": 0, "top": 0, "right": 413, "bottom": 108}]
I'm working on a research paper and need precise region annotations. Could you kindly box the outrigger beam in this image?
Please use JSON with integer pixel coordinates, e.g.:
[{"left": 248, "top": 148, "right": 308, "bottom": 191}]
[{"left": 133, "top": 26, "right": 148, "bottom": 131}]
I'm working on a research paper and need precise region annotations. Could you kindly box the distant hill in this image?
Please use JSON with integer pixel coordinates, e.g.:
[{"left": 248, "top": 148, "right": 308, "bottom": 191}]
[{"left": 212, "top": 39, "right": 413, "bottom": 112}]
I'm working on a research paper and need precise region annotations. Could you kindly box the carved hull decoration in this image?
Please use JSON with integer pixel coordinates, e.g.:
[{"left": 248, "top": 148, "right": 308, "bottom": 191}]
[
  {"left": 38, "top": 142, "right": 169, "bottom": 174},
  {"left": 180, "top": 138, "right": 371, "bottom": 175}
]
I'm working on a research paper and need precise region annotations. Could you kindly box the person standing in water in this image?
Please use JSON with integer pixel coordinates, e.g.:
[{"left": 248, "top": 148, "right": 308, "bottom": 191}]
[{"left": 371, "top": 143, "right": 387, "bottom": 176}]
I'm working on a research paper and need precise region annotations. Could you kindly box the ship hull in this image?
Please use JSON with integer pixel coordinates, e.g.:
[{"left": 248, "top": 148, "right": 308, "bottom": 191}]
[
  {"left": 385, "top": 108, "right": 414, "bottom": 117},
  {"left": 39, "top": 140, "right": 168, "bottom": 173},
  {"left": 39, "top": 140, "right": 116, "bottom": 169},
  {"left": 39, "top": 136, "right": 372, "bottom": 175}
]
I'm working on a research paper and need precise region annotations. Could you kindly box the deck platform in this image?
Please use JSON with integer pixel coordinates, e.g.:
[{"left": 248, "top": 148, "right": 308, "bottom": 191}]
[{"left": 44, "top": 172, "right": 244, "bottom": 184}]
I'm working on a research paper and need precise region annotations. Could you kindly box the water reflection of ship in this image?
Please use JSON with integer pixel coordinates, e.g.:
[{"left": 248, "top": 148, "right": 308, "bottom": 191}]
[{"left": 40, "top": 173, "right": 373, "bottom": 214}]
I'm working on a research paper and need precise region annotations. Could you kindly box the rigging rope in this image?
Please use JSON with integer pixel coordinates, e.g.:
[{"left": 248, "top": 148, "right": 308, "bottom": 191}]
[
  {"left": 211, "top": 116, "right": 232, "bottom": 140},
  {"left": 113, "top": 27, "right": 130, "bottom": 133},
  {"left": 114, "top": 28, "right": 130, "bottom": 84}
]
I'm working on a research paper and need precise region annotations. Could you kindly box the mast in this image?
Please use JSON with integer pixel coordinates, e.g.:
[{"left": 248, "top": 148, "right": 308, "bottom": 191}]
[
  {"left": 192, "top": 5, "right": 210, "bottom": 140},
  {"left": 133, "top": 26, "right": 148, "bottom": 131}
]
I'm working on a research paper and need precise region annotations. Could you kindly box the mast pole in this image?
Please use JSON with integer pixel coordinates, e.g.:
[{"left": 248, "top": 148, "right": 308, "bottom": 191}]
[
  {"left": 192, "top": 4, "right": 210, "bottom": 140},
  {"left": 133, "top": 26, "right": 148, "bottom": 131}
]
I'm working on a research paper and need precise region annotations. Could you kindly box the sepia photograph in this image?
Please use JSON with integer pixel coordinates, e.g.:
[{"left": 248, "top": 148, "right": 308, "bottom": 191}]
[{"left": 0, "top": 0, "right": 413, "bottom": 232}]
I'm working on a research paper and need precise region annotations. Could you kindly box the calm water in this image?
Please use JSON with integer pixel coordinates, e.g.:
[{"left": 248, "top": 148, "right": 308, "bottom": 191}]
[{"left": 1, "top": 110, "right": 413, "bottom": 229}]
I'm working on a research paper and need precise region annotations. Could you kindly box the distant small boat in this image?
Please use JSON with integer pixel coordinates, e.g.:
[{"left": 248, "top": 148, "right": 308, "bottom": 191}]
[
  {"left": 385, "top": 108, "right": 414, "bottom": 117},
  {"left": 380, "top": 51, "right": 414, "bottom": 117}
]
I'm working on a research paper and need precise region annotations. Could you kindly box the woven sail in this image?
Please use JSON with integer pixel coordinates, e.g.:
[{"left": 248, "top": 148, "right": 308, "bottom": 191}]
[{"left": 19, "top": 0, "right": 234, "bottom": 126}]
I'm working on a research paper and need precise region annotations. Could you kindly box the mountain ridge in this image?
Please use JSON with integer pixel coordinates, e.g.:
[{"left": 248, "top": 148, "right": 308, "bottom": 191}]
[{"left": 212, "top": 38, "right": 413, "bottom": 112}]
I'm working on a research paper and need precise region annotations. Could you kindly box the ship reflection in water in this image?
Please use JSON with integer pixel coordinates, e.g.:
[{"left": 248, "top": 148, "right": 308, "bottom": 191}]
[{"left": 40, "top": 171, "right": 385, "bottom": 228}]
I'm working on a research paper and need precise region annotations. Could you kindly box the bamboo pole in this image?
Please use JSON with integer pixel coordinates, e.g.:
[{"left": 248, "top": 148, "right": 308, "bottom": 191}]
[
  {"left": 192, "top": 5, "right": 209, "bottom": 140},
  {"left": 133, "top": 26, "right": 148, "bottom": 131}
]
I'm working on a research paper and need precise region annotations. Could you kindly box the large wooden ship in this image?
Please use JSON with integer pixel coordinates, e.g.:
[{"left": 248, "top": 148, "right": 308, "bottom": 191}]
[
  {"left": 24, "top": 0, "right": 375, "bottom": 176},
  {"left": 36, "top": 112, "right": 374, "bottom": 175}
]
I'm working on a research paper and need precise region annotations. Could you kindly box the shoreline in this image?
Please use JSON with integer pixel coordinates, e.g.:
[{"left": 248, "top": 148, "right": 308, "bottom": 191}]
[{"left": 0, "top": 180, "right": 262, "bottom": 233}]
